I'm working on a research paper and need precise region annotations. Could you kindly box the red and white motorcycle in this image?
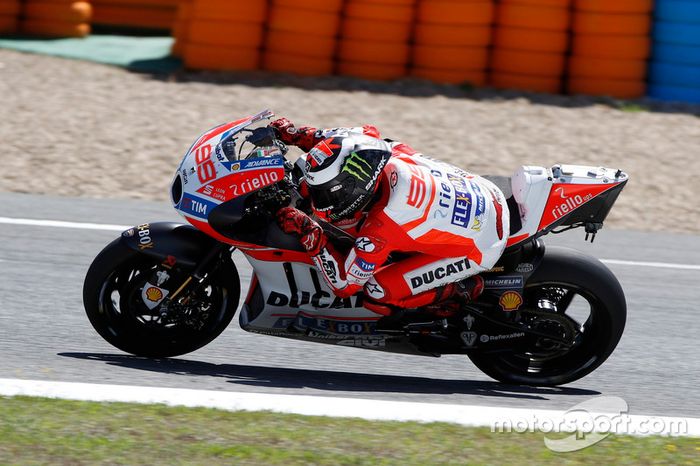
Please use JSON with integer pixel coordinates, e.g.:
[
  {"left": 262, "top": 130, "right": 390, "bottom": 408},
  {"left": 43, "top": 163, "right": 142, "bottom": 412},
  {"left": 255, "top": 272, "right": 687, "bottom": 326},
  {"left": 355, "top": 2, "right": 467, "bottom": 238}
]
[{"left": 84, "top": 110, "right": 628, "bottom": 386}]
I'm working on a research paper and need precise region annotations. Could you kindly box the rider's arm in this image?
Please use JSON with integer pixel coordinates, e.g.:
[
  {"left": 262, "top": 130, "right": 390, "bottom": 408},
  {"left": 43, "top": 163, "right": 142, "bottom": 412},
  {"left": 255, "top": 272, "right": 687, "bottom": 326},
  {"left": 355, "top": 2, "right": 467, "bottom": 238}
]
[
  {"left": 277, "top": 207, "right": 389, "bottom": 298},
  {"left": 312, "top": 235, "right": 389, "bottom": 298},
  {"left": 271, "top": 118, "right": 381, "bottom": 152}
]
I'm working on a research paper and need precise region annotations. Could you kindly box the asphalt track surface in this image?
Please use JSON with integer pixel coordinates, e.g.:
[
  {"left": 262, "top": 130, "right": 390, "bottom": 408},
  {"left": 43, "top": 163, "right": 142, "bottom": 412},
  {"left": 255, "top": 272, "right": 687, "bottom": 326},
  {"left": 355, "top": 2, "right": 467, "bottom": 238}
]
[{"left": 1, "top": 192, "right": 699, "bottom": 418}]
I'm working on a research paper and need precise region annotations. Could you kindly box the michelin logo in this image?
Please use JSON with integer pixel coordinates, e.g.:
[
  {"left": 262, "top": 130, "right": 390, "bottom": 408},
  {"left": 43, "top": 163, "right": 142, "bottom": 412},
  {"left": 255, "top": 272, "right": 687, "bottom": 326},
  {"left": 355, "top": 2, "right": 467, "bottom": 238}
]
[{"left": 484, "top": 276, "right": 524, "bottom": 289}]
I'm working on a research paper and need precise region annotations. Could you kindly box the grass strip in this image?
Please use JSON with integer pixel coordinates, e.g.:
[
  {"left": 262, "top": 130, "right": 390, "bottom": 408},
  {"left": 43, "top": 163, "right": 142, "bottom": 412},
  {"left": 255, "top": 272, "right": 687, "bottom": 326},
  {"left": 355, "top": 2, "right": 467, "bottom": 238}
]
[{"left": 0, "top": 396, "right": 698, "bottom": 465}]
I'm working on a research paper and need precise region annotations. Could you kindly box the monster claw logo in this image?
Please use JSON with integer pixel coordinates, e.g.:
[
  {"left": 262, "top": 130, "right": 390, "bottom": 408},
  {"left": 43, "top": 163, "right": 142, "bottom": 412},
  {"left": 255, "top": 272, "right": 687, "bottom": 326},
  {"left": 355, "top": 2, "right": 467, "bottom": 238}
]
[{"left": 342, "top": 152, "right": 373, "bottom": 182}]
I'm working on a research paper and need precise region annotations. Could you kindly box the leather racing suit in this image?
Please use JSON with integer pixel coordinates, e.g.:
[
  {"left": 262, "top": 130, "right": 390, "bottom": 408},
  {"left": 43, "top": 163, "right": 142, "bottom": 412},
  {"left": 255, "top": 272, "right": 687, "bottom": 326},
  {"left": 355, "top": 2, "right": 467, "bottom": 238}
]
[{"left": 276, "top": 122, "right": 510, "bottom": 314}]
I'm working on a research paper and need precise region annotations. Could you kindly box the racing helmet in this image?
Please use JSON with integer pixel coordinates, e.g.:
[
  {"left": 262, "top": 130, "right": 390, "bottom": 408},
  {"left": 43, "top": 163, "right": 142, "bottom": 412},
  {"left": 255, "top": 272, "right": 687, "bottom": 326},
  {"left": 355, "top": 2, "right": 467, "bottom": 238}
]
[{"left": 304, "top": 134, "right": 392, "bottom": 222}]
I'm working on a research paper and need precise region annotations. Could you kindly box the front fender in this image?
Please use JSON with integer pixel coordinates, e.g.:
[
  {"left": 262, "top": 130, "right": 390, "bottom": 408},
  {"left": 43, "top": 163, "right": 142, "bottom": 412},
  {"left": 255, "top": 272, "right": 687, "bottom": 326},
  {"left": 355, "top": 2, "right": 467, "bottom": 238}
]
[{"left": 120, "top": 222, "right": 219, "bottom": 270}]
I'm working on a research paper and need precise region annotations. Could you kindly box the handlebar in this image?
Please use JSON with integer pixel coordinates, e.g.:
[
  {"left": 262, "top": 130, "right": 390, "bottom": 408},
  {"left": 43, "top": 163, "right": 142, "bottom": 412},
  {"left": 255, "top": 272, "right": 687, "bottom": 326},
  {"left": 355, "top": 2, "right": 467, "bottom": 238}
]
[{"left": 246, "top": 126, "right": 279, "bottom": 147}]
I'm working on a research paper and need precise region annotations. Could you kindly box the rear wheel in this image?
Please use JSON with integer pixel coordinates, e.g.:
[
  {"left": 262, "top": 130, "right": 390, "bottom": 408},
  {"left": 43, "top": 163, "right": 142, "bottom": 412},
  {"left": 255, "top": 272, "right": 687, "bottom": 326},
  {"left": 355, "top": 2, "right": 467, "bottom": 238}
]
[
  {"left": 468, "top": 246, "right": 626, "bottom": 386},
  {"left": 83, "top": 239, "right": 240, "bottom": 358}
]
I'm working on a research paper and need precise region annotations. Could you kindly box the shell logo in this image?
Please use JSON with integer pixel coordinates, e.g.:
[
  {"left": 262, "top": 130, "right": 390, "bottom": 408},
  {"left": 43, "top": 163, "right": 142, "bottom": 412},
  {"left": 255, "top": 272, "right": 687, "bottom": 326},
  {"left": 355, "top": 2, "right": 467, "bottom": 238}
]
[
  {"left": 499, "top": 291, "right": 523, "bottom": 311},
  {"left": 231, "top": 163, "right": 240, "bottom": 171},
  {"left": 145, "top": 287, "right": 164, "bottom": 302}
]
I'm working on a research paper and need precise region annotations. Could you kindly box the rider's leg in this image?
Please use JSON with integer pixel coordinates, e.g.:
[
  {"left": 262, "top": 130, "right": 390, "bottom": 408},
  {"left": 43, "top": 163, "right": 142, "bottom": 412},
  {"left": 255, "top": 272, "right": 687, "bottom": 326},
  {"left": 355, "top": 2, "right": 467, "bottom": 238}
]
[{"left": 362, "top": 254, "right": 486, "bottom": 314}]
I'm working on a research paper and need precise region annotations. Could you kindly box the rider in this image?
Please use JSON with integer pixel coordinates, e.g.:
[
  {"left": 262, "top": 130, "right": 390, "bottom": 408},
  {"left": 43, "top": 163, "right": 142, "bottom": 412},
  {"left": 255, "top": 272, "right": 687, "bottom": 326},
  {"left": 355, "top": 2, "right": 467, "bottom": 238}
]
[{"left": 271, "top": 118, "right": 510, "bottom": 316}]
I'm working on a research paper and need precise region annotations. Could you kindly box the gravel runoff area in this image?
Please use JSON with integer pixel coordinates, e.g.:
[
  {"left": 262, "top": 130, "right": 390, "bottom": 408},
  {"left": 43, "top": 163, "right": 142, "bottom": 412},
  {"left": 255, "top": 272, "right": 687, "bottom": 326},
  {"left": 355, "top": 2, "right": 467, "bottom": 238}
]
[{"left": 1, "top": 49, "right": 699, "bottom": 234}]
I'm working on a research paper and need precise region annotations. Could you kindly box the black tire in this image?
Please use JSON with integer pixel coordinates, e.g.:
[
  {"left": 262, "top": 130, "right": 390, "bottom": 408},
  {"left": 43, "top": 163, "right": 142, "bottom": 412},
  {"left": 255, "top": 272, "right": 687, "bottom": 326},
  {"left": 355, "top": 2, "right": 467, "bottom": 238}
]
[
  {"left": 468, "top": 246, "right": 626, "bottom": 386},
  {"left": 83, "top": 238, "right": 240, "bottom": 358}
]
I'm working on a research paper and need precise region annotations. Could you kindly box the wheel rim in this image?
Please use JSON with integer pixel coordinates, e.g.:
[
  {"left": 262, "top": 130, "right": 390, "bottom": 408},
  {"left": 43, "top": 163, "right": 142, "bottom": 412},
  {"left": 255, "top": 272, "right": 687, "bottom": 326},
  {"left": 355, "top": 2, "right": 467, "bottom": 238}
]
[
  {"left": 489, "top": 282, "right": 614, "bottom": 382},
  {"left": 97, "top": 254, "right": 232, "bottom": 345}
]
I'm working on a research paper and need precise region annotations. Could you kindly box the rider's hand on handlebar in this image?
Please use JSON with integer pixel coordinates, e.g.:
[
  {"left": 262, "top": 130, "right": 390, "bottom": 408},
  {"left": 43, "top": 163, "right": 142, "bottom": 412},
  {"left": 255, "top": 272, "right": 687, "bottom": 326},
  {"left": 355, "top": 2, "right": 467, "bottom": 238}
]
[
  {"left": 276, "top": 207, "right": 325, "bottom": 255},
  {"left": 247, "top": 126, "right": 278, "bottom": 147},
  {"left": 270, "top": 118, "right": 301, "bottom": 145}
]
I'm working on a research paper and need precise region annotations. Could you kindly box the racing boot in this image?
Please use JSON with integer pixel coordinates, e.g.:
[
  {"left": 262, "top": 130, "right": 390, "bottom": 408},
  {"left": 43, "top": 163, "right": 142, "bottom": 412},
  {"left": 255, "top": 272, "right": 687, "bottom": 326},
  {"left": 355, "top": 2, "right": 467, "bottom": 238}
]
[
  {"left": 365, "top": 298, "right": 412, "bottom": 332},
  {"left": 424, "top": 276, "right": 485, "bottom": 317},
  {"left": 454, "top": 275, "right": 485, "bottom": 303},
  {"left": 362, "top": 296, "right": 396, "bottom": 317}
]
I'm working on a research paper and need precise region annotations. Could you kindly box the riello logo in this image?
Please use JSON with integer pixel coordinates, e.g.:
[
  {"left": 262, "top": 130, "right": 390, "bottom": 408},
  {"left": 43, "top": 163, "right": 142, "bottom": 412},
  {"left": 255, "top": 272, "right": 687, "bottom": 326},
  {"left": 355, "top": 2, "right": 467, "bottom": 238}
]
[
  {"left": 230, "top": 170, "right": 280, "bottom": 197},
  {"left": 551, "top": 192, "right": 593, "bottom": 219}
]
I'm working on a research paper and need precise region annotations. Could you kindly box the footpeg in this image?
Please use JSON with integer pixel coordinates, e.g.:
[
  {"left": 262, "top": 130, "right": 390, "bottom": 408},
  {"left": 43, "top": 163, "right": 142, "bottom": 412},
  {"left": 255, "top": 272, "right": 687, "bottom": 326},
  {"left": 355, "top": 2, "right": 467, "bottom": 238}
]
[{"left": 405, "top": 319, "right": 449, "bottom": 336}]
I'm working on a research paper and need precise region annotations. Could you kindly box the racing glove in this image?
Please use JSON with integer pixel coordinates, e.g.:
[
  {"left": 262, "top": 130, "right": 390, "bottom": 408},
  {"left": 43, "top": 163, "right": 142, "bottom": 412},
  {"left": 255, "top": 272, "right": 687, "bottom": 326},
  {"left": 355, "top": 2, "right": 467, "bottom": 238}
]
[
  {"left": 277, "top": 207, "right": 326, "bottom": 256},
  {"left": 270, "top": 118, "right": 322, "bottom": 152}
]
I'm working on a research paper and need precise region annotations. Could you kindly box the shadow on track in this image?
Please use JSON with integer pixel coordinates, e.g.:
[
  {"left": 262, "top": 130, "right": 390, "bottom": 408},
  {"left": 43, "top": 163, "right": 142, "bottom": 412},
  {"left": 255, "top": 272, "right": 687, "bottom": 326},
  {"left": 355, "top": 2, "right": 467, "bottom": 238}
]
[{"left": 59, "top": 352, "right": 600, "bottom": 401}]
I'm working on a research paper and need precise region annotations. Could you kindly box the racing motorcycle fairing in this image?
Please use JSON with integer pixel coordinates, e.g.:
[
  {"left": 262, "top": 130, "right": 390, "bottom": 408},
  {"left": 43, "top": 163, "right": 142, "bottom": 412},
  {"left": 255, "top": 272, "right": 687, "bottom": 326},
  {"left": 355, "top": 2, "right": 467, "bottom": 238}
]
[
  {"left": 171, "top": 110, "right": 287, "bottom": 250},
  {"left": 206, "top": 195, "right": 308, "bottom": 253},
  {"left": 239, "top": 256, "right": 406, "bottom": 352},
  {"left": 505, "top": 164, "right": 628, "bottom": 248},
  {"left": 235, "top": 238, "right": 548, "bottom": 354},
  {"left": 243, "top": 265, "right": 369, "bottom": 317}
]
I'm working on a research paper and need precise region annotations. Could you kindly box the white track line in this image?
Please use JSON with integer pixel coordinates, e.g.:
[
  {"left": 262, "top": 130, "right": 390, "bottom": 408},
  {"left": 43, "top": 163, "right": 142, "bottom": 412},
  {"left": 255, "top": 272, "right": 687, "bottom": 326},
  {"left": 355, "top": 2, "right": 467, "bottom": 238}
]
[
  {"left": 598, "top": 259, "right": 700, "bottom": 271},
  {"left": 1, "top": 216, "right": 699, "bottom": 271},
  {"left": 0, "top": 378, "right": 698, "bottom": 438},
  {"left": 0, "top": 217, "right": 128, "bottom": 231}
]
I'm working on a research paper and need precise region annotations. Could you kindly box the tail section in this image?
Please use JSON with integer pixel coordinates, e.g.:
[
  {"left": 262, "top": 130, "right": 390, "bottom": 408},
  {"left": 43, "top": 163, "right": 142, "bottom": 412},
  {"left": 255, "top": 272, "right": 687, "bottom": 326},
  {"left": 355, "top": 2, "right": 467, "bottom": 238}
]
[{"left": 506, "top": 164, "right": 628, "bottom": 248}]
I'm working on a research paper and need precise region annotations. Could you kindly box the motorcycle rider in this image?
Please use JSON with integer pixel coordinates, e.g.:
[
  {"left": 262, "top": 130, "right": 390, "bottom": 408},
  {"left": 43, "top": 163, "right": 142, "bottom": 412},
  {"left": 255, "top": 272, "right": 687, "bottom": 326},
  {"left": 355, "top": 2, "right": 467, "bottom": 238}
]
[{"left": 271, "top": 118, "right": 510, "bottom": 316}]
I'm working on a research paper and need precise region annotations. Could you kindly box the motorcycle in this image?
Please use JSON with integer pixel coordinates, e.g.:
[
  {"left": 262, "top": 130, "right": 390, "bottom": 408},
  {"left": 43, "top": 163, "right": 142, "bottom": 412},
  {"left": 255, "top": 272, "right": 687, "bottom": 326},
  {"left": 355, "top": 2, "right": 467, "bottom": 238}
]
[{"left": 83, "top": 109, "right": 628, "bottom": 386}]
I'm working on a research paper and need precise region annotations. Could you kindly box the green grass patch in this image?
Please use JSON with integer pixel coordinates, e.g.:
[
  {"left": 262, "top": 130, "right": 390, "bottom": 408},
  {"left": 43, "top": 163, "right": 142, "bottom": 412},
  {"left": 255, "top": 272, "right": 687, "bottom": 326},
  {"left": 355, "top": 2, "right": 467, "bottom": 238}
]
[
  {"left": 614, "top": 102, "right": 650, "bottom": 113},
  {"left": 0, "top": 396, "right": 698, "bottom": 465}
]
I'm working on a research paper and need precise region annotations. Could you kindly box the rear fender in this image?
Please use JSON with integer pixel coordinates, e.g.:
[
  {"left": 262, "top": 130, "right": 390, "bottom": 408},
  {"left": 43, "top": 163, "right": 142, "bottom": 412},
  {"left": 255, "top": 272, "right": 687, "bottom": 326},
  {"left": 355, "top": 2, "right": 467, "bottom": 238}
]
[
  {"left": 491, "top": 238, "right": 546, "bottom": 279},
  {"left": 119, "top": 222, "right": 219, "bottom": 270},
  {"left": 482, "top": 239, "right": 546, "bottom": 310}
]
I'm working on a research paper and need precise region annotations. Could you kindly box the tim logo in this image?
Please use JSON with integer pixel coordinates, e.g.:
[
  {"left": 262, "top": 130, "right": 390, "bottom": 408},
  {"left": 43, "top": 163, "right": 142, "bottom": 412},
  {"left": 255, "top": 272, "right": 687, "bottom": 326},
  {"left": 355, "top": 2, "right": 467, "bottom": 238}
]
[
  {"left": 355, "top": 258, "right": 375, "bottom": 272},
  {"left": 180, "top": 194, "right": 215, "bottom": 219},
  {"left": 183, "top": 198, "right": 207, "bottom": 215}
]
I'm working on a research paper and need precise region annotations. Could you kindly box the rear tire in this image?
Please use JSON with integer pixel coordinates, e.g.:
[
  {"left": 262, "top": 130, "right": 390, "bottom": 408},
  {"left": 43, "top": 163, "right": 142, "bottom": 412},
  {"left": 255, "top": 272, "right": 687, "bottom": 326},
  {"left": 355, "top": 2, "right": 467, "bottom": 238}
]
[
  {"left": 83, "top": 238, "right": 240, "bottom": 358},
  {"left": 468, "top": 246, "right": 626, "bottom": 386}
]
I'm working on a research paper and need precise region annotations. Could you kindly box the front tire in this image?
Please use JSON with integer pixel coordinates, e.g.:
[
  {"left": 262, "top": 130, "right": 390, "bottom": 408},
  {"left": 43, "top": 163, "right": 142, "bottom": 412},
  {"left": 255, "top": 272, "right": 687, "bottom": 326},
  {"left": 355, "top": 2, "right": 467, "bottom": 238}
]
[
  {"left": 468, "top": 246, "right": 626, "bottom": 386},
  {"left": 83, "top": 238, "right": 240, "bottom": 358}
]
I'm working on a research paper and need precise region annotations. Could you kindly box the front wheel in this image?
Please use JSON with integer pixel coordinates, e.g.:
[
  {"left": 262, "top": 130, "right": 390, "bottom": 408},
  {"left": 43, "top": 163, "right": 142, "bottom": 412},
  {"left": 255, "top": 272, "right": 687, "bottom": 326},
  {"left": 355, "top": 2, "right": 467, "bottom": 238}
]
[
  {"left": 468, "top": 246, "right": 626, "bottom": 386},
  {"left": 83, "top": 238, "right": 240, "bottom": 358}
]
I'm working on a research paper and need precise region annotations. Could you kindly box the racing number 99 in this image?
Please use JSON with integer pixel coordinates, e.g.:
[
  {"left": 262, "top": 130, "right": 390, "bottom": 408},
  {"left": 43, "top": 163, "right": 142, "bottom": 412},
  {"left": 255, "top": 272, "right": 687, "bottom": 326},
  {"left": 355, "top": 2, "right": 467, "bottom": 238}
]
[{"left": 195, "top": 146, "right": 216, "bottom": 184}]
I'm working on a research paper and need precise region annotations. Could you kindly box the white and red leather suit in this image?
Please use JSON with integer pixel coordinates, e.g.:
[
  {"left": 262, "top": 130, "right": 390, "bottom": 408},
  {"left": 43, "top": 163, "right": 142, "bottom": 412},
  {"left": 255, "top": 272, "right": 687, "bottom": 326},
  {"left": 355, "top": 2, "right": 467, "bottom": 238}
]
[{"left": 275, "top": 121, "right": 510, "bottom": 314}]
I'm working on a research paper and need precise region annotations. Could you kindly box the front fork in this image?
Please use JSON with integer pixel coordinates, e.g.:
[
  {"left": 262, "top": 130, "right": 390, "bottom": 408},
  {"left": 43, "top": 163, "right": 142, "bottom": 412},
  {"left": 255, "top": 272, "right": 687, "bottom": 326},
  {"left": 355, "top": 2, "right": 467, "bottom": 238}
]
[{"left": 156, "top": 243, "right": 235, "bottom": 316}]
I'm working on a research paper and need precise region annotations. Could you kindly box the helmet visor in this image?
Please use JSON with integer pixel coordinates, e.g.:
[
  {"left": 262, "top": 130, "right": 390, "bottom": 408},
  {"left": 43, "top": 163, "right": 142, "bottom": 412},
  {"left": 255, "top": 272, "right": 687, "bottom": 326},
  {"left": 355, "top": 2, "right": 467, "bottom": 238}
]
[{"left": 307, "top": 173, "right": 356, "bottom": 213}]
